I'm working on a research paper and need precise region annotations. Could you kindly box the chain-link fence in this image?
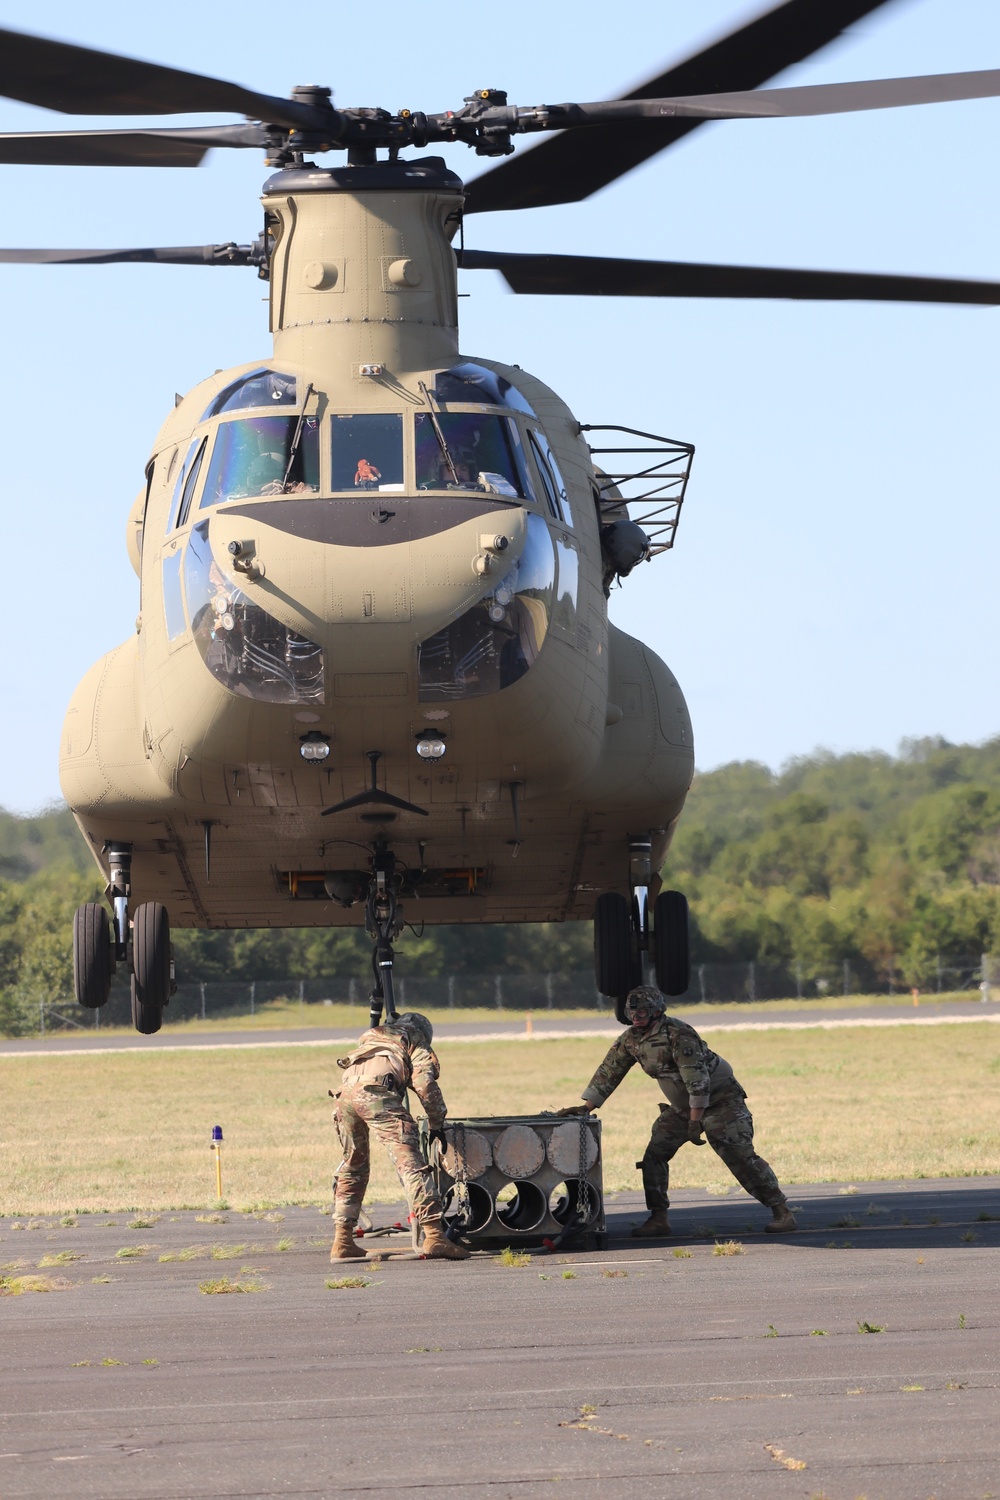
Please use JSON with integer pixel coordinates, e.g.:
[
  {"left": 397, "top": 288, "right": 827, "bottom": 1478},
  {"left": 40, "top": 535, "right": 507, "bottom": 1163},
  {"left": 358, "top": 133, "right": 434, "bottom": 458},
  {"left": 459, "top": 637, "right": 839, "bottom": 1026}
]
[{"left": 25, "top": 953, "right": 999, "bottom": 1036}]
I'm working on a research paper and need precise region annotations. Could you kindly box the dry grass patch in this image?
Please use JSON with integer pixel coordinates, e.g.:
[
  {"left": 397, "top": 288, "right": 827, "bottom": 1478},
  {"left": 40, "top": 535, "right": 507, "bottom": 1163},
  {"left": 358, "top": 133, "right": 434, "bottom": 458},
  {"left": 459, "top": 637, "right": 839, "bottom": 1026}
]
[
  {"left": 2, "top": 1024, "right": 1000, "bottom": 1213},
  {"left": 0, "top": 1274, "right": 72, "bottom": 1294},
  {"left": 37, "top": 1251, "right": 83, "bottom": 1267},
  {"left": 199, "top": 1275, "right": 267, "bottom": 1294},
  {"left": 712, "top": 1241, "right": 745, "bottom": 1256}
]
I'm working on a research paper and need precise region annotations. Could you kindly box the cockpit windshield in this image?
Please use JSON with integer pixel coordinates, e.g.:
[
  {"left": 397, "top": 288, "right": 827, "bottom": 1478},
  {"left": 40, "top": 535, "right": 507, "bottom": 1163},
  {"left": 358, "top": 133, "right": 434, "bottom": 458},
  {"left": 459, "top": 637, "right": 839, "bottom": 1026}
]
[
  {"left": 331, "top": 414, "right": 404, "bottom": 491},
  {"left": 432, "top": 362, "right": 536, "bottom": 416},
  {"left": 201, "top": 368, "right": 296, "bottom": 421},
  {"left": 415, "top": 412, "right": 534, "bottom": 499},
  {"left": 200, "top": 415, "right": 320, "bottom": 508}
]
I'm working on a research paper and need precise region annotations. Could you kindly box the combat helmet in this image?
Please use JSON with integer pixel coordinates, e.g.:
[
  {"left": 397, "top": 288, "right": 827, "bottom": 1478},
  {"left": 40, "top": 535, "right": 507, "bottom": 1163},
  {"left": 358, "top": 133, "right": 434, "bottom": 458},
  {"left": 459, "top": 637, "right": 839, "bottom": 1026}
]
[
  {"left": 624, "top": 986, "right": 668, "bottom": 1024},
  {"left": 396, "top": 1011, "right": 434, "bottom": 1048}
]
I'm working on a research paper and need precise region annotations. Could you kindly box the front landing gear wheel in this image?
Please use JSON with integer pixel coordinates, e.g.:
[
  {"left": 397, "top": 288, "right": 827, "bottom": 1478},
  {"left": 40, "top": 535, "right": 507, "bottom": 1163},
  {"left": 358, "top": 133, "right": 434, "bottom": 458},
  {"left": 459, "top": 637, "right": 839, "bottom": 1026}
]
[
  {"left": 594, "top": 893, "right": 641, "bottom": 1024},
  {"left": 653, "top": 890, "right": 690, "bottom": 996},
  {"left": 131, "top": 902, "right": 170, "bottom": 1035},
  {"left": 73, "top": 903, "right": 113, "bottom": 1009}
]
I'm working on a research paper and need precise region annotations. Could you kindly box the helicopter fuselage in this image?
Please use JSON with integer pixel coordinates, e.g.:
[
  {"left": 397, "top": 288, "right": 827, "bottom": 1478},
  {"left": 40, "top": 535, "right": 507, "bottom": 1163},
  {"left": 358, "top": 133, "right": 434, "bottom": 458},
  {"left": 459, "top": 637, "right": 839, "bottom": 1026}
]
[{"left": 60, "top": 158, "right": 693, "bottom": 929}]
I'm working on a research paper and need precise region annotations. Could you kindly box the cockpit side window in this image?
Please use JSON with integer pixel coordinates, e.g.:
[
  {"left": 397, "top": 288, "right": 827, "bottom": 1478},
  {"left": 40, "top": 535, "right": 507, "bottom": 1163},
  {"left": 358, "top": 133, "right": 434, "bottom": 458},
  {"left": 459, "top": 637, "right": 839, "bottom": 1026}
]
[
  {"left": 175, "top": 438, "right": 208, "bottom": 529},
  {"left": 415, "top": 413, "right": 535, "bottom": 499},
  {"left": 200, "top": 415, "right": 320, "bottom": 508},
  {"left": 331, "top": 414, "right": 404, "bottom": 492},
  {"left": 201, "top": 368, "right": 297, "bottom": 421},
  {"left": 528, "top": 430, "right": 572, "bottom": 526},
  {"left": 166, "top": 437, "right": 204, "bottom": 532}
]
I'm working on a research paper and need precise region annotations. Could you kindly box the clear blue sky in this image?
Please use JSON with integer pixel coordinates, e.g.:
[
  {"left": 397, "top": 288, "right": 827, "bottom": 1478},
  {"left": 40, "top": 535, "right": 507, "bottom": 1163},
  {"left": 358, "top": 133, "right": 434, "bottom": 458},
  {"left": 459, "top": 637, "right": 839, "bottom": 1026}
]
[{"left": 1, "top": 0, "right": 998, "bottom": 812}]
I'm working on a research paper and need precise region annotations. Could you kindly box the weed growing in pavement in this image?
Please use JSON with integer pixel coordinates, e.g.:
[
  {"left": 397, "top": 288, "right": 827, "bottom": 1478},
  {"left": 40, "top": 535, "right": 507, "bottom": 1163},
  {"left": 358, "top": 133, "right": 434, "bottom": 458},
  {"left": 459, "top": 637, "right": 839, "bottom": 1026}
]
[
  {"left": 158, "top": 1246, "right": 207, "bottom": 1262},
  {"left": 199, "top": 1276, "right": 268, "bottom": 1294},
  {"left": 810, "top": 1330, "right": 828, "bottom": 1336},
  {"left": 562, "top": 1270, "right": 577, "bottom": 1280},
  {"left": 945, "top": 1380, "right": 968, "bottom": 1390},
  {"left": 91, "top": 1275, "right": 112, "bottom": 1284},
  {"left": 115, "top": 1246, "right": 151, "bottom": 1259},
  {"left": 712, "top": 1241, "right": 745, "bottom": 1256},
  {"left": 0, "top": 1275, "right": 68, "bottom": 1294},
  {"left": 141, "top": 1358, "right": 158, "bottom": 1366},
  {"left": 59, "top": 1216, "right": 77, "bottom": 1228},
  {"left": 865, "top": 1203, "right": 888, "bottom": 1216},
  {"left": 602, "top": 1269, "right": 627, "bottom": 1278},
  {"left": 70, "top": 1361, "right": 91, "bottom": 1367},
  {"left": 834, "top": 1216, "right": 860, "bottom": 1228},
  {"left": 976, "top": 1211, "right": 998, "bottom": 1222},
  {"left": 128, "top": 1218, "right": 158, "bottom": 1229},
  {"left": 958, "top": 1313, "right": 967, "bottom": 1329},
  {"left": 837, "top": 1186, "right": 858, "bottom": 1196},
  {"left": 672, "top": 1248, "right": 692, "bottom": 1259},
  {"left": 495, "top": 1247, "right": 530, "bottom": 1267},
  {"left": 928, "top": 1215, "right": 941, "bottom": 1225},
  {"left": 857, "top": 1321, "right": 886, "bottom": 1334},
  {"left": 195, "top": 1214, "right": 226, "bottom": 1224},
  {"left": 276, "top": 1238, "right": 294, "bottom": 1251},
  {"left": 764, "top": 1324, "right": 779, "bottom": 1338},
  {"left": 405, "top": 1347, "right": 442, "bottom": 1354},
  {"left": 325, "top": 1276, "right": 370, "bottom": 1290},
  {"left": 763, "top": 1444, "right": 806, "bottom": 1471},
  {"left": 37, "top": 1251, "right": 83, "bottom": 1267},
  {"left": 961, "top": 1231, "right": 977, "bottom": 1244},
  {"left": 210, "top": 1244, "right": 247, "bottom": 1260},
  {"left": 900, "top": 1384, "right": 924, "bottom": 1392},
  {"left": 100, "top": 1357, "right": 124, "bottom": 1366}
]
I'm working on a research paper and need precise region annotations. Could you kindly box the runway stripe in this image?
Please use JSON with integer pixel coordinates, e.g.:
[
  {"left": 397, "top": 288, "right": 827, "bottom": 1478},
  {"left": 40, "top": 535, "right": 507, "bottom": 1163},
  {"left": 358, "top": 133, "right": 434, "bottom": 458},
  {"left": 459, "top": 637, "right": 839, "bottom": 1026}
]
[{"left": 1, "top": 1010, "right": 998, "bottom": 1058}]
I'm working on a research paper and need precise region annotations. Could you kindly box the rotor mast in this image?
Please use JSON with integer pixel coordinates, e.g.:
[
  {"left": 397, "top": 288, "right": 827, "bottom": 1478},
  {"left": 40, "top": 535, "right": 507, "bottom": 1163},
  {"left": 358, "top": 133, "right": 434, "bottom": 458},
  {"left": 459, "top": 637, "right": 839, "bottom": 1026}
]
[{"left": 262, "top": 159, "right": 464, "bottom": 379}]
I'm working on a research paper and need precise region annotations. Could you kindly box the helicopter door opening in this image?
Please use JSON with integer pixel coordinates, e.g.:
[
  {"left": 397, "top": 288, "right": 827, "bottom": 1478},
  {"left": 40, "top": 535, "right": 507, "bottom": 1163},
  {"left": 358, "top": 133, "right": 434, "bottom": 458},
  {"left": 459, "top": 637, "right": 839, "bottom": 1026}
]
[
  {"left": 414, "top": 412, "right": 534, "bottom": 500},
  {"left": 330, "top": 413, "right": 404, "bottom": 492},
  {"left": 200, "top": 415, "right": 320, "bottom": 507}
]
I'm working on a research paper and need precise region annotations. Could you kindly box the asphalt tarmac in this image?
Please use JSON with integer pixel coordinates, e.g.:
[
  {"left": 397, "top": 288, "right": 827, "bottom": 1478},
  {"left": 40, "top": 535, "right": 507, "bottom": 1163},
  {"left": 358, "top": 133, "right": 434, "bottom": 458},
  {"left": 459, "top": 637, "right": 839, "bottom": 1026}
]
[
  {"left": 2, "top": 998, "right": 997, "bottom": 1055},
  {"left": 2, "top": 1176, "right": 998, "bottom": 1498}
]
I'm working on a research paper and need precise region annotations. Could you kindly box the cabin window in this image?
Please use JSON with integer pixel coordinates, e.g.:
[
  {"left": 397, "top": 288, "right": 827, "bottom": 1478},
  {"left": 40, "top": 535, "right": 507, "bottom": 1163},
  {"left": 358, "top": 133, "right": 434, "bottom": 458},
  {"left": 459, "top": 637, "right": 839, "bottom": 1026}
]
[
  {"left": 330, "top": 414, "right": 404, "bottom": 491},
  {"left": 432, "top": 361, "right": 536, "bottom": 416},
  {"left": 417, "top": 513, "right": 555, "bottom": 700},
  {"left": 175, "top": 438, "right": 207, "bottom": 529},
  {"left": 200, "top": 415, "right": 320, "bottom": 508},
  {"left": 528, "top": 430, "right": 571, "bottom": 525},
  {"left": 184, "top": 521, "right": 324, "bottom": 704},
  {"left": 554, "top": 538, "right": 579, "bottom": 636},
  {"left": 162, "top": 553, "right": 186, "bottom": 641},
  {"left": 201, "top": 368, "right": 296, "bottom": 421},
  {"left": 415, "top": 413, "right": 535, "bottom": 499}
]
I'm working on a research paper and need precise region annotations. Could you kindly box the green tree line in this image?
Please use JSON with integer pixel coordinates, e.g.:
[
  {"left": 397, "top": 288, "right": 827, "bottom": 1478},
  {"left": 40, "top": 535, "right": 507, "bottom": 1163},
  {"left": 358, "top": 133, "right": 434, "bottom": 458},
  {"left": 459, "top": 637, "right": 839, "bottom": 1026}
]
[{"left": 1, "top": 734, "right": 998, "bottom": 1031}]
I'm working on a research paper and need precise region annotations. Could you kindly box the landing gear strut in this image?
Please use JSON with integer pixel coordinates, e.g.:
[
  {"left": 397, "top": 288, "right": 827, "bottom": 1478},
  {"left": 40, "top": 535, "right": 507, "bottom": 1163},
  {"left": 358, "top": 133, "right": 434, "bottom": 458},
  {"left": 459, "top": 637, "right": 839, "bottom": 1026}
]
[
  {"left": 594, "top": 834, "right": 692, "bottom": 1022},
  {"left": 72, "top": 842, "right": 175, "bottom": 1035},
  {"left": 365, "top": 837, "right": 404, "bottom": 1029}
]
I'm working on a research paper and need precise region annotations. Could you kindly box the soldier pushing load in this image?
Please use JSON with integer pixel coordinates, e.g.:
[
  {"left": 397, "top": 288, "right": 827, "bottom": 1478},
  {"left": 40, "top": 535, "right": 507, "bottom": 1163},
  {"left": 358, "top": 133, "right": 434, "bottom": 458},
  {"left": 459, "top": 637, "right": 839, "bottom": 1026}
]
[
  {"left": 330, "top": 1011, "right": 470, "bottom": 1261},
  {"left": 557, "top": 986, "right": 796, "bottom": 1237}
]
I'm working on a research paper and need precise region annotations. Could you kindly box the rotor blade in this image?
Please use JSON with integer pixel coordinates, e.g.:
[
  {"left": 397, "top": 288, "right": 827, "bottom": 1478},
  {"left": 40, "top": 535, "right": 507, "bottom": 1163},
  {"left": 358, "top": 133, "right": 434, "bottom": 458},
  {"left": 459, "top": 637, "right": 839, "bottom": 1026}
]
[
  {"left": 460, "top": 250, "right": 1000, "bottom": 305},
  {"left": 0, "top": 244, "right": 257, "bottom": 266},
  {"left": 464, "top": 0, "right": 901, "bottom": 213},
  {"left": 0, "top": 27, "right": 329, "bottom": 130},
  {"left": 0, "top": 123, "right": 266, "bottom": 168},
  {"left": 639, "top": 66, "right": 1000, "bottom": 121}
]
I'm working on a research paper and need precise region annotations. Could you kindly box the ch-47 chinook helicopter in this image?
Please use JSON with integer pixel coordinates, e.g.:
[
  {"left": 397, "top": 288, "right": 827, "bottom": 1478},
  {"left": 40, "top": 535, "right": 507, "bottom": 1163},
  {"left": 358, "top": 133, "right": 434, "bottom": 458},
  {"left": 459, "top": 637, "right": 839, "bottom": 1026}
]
[{"left": 3, "top": 1, "right": 1000, "bottom": 1034}]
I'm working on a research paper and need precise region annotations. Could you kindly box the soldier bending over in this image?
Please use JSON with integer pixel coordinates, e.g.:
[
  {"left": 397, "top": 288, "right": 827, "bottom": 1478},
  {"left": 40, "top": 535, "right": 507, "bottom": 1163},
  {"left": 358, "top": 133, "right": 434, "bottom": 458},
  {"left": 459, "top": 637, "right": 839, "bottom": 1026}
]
[
  {"left": 558, "top": 986, "right": 796, "bottom": 1236},
  {"left": 330, "top": 1010, "right": 470, "bottom": 1261}
]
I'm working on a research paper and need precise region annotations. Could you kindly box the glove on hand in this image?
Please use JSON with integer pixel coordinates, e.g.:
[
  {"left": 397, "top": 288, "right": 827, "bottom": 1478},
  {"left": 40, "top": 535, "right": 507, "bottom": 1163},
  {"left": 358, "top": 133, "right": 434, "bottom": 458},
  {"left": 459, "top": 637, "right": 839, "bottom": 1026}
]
[
  {"left": 556, "top": 1104, "right": 591, "bottom": 1118},
  {"left": 427, "top": 1128, "right": 448, "bottom": 1153},
  {"left": 687, "top": 1119, "right": 706, "bottom": 1146}
]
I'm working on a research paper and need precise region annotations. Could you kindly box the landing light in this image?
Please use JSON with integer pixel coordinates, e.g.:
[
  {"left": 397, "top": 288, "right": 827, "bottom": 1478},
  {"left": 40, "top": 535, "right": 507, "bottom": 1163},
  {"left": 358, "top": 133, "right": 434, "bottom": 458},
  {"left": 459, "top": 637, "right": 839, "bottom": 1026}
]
[
  {"left": 300, "top": 732, "right": 331, "bottom": 762},
  {"left": 415, "top": 734, "right": 447, "bottom": 761}
]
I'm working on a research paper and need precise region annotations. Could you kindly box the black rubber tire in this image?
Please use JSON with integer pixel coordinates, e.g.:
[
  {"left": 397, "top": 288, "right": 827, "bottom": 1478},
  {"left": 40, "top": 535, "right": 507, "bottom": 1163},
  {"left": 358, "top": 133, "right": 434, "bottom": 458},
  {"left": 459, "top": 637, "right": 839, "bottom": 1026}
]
[
  {"left": 653, "top": 890, "right": 691, "bottom": 996},
  {"left": 595, "top": 893, "right": 641, "bottom": 1021},
  {"left": 131, "top": 902, "right": 170, "bottom": 1035},
  {"left": 73, "top": 903, "right": 113, "bottom": 1009}
]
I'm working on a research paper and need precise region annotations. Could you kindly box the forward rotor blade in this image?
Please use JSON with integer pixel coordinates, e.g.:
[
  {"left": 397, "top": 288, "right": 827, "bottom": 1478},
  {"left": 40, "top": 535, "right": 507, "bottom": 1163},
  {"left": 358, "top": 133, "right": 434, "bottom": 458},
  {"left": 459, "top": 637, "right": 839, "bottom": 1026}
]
[
  {"left": 0, "top": 244, "right": 257, "bottom": 266},
  {"left": 0, "top": 123, "right": 266, "bottom": 168},
  {"left": 460, "top": 250, "right": 1000, "bottom": 305},
  {"left": 464, "top": 0, "right": 900, "bottom": 213},
  {"left": 638, "top": 66, "right": 1000, "bottom": 121},
  {"left": 0, "top": 27, "right": 328, "bottom": 131}
]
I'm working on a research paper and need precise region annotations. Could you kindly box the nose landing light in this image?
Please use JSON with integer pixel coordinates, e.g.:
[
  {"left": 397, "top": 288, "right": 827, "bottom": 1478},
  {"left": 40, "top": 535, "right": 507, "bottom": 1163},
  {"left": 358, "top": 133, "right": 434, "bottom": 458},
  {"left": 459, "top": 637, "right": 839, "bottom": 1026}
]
[
  {"left": 300, "top": 731, "right": 331, "bottom": 762},
  {"left": 415, "top": 733, "right": 447, "bottom": 760}
]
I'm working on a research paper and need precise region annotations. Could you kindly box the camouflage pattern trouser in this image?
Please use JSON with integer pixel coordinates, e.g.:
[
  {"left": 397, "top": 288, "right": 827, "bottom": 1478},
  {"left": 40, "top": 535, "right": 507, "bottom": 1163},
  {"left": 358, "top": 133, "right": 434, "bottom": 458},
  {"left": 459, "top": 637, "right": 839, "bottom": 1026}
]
[
  {"left": 332, "top": 1081, "right": 444, "bottom": 1227},
  {"left": 640, "top": 1086, "right": 784, "bottom": 1212}
]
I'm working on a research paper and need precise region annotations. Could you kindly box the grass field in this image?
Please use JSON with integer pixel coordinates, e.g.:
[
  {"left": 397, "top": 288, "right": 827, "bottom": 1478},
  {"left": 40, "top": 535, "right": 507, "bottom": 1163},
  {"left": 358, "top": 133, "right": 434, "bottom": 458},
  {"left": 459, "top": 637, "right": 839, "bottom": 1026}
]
[
  {"left": 2, "top": 1024, "right": 999, "bottom": 1216},
  {"left": 61, "top": 988, "right": 982, "bottom": 1037}
]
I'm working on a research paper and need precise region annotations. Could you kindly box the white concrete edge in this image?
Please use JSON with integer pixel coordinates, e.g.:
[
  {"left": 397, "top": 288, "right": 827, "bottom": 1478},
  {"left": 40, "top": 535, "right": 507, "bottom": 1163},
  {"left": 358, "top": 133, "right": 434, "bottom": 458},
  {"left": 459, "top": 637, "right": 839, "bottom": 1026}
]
[{"left": 1, "top": 1010, "right": 998, "bottom": 1058}]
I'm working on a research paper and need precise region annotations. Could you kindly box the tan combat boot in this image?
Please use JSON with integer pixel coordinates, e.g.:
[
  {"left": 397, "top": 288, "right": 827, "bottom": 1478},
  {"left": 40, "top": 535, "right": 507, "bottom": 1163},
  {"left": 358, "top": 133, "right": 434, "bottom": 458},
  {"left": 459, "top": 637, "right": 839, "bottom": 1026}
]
[
  {"left": 420, "top": 1220, "right": 471, "bottom": 1260},
  {"left": 329, "top": 1223, "right": 367, "bottom": 1261},
  {"left": 631, "top": 1211, "right": 672, "bottom": 1238},
  {"left": 764, "top": 1200, "right": 797, "bottom": 1233}
]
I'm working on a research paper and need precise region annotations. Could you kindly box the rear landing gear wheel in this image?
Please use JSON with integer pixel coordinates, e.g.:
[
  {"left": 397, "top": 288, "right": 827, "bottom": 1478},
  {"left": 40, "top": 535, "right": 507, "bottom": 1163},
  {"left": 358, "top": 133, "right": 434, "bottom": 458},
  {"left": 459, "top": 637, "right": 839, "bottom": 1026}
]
[
  {"left": 594, "top": 893, "right": 641, "bottom": 1024},
  {"left": 131, "top": 902, "right": 171, "bottom": 1035},
  {"left": 653, "top": 890, "right": 690, "bottom": 996},
  {"left": 73, "top": 903, "right": 113, "bottom": 1009}
]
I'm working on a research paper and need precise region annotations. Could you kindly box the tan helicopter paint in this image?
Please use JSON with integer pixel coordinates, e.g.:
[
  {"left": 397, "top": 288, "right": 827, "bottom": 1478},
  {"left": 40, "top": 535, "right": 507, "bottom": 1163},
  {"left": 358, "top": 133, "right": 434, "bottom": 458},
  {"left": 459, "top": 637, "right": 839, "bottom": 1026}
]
[{"left": 60, "top": 165, "right": 693, "bottom": 929}]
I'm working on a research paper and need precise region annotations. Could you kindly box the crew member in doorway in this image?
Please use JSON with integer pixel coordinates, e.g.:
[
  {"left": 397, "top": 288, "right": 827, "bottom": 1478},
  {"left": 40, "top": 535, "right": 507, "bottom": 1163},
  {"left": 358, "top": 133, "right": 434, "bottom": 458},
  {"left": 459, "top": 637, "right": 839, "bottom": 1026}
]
[
  {"left": 557, "top": 986, "right": 796, "bottom": 1237},
  {"left": 354, "top": 457, "right": 381, "bottom": 488},
  {"left": 330, "top": 1011, "right": 470, "bottom": 1261}
]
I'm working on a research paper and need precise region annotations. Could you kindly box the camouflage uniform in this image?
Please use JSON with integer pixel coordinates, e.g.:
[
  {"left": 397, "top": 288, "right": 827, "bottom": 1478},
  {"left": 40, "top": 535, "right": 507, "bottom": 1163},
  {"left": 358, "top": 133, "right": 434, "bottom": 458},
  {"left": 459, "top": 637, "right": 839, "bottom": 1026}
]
[
  {"left": 332, "top": 1021, "right": 447, "bottom": 1227},
  {"left": 581, "top": 1015, "right": 785, "bottom": 1213}
]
